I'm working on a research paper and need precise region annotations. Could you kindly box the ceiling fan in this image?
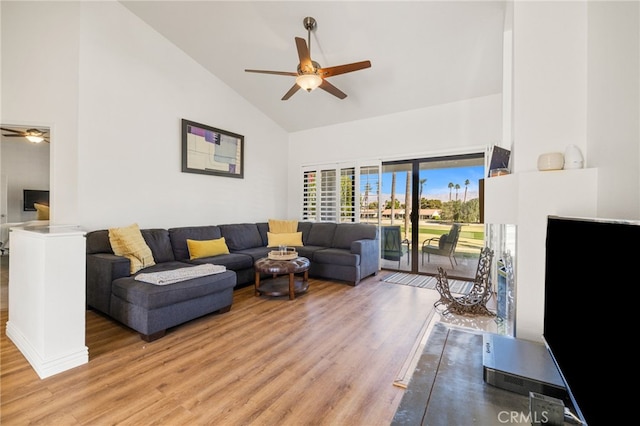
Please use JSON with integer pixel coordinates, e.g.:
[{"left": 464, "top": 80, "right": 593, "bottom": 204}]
[
  {"left": 1, "top": 127, "right": 49, "bottom": 143},
  {"left": 245, "top": 17, "right": 371, "bottom": 100}
]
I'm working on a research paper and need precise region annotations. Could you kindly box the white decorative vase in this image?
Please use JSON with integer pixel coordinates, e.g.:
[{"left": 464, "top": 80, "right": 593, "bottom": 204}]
[
  {"left": 563, "top": 145, "right": 584, "bottom": 169},
  {"left": 537, "top": 152, "right": 564, "bottom": 171}
]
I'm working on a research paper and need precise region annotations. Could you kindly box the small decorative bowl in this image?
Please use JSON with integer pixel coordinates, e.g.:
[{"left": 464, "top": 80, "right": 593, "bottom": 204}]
[{"left": 537, "top": 152, "right": 564, "bottom": 171}]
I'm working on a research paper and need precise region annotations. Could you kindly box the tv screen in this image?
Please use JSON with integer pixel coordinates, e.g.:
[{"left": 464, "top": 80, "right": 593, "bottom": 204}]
[
  {"left": 23, "top": 189, "right": 49, "bottom": 211},
  {"left": 544, "top": 216, "right": 640, "bottom": 426}
]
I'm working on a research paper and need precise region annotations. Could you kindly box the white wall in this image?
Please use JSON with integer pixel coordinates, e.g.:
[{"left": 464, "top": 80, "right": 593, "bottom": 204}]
[
  {"left": 286, "top": 94, "right": 502, "bottom": 218},
  {"left": 587, "top": 1, "right": 640, "bottom": 219},
  {"left": 1, "top": 1, "right": 289, "bottom": 231},
  {"left": 0, "top": 139, "right": 50, "bottom": 222},
  {"left": 1, "top": 1, "right": 81, "bottom": 225},
  {"left": 510, "top": 0, "right": 640, "bottom": 342},
  {"left": 75, "top": 1, "right": 289, "bottom": 230}
]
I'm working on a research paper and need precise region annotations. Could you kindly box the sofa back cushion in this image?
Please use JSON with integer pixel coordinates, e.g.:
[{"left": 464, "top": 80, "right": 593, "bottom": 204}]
[
  {"left": 297, "top": 222, "right": 313, "bottom": 245},
  {"left": 306, "top": 222, "right": 337, "bottom": 247},
  {"left": 256, "top": 222, "right": 269, "bottom": 246},
  {"left": 332, "top": 223, "right": 378, "bottom": 249},
  {"left": 141, "top": 229, "right": 175, "bottom": 263},
  {"left": 86, "top": 230, "right": 112, "bottom": 254},
  {"left": 169, "top": 226, "right": 222, "bottom": 260},
  {"left": 219, "top": 223, "right": 263, "bottom": 251}
]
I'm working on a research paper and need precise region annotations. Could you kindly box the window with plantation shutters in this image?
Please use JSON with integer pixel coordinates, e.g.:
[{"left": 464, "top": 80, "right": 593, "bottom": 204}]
[{"left": 301, "top": 163, "right": 380, "bottom": 223}]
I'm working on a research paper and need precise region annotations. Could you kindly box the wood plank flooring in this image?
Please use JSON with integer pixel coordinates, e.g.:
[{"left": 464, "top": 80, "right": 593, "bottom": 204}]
[{"left": 1, "top": 272, "right": 440, "bottom": 425}]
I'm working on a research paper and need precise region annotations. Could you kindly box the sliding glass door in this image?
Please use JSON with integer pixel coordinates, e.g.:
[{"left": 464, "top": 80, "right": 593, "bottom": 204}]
[{"left": 380, "top": 153, "right": 485, "bottom": 279}]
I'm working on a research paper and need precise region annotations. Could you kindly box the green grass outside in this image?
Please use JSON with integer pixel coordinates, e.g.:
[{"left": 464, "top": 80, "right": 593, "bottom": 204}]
[{"left": 393, "top": 222, "right": 485, "bottom": 255}]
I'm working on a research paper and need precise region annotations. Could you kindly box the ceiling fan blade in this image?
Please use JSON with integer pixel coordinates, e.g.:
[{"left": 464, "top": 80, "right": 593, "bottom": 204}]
[
  {"left": 0, "top": 127, "right": 24, "bottom": 134},
  {"left": 318, "top": 60, "right": 372, "bottom": 78},
  {"left": 295, "top": 37, "right": 313, "bottom": 73},
  {"left": 319, "top": 79, "right": 347, "bottom": 100},
  {"left": 281, "top": 84, "right": 301, "bottom": 101},
  {"left": 245, "top": 69, "right": 297, "bottom": 77},
  {"left": 2, "top": 134, "right": 24, "bottom": 137}
]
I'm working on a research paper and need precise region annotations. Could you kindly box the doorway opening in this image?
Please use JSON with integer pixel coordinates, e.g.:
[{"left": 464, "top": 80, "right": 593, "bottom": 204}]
[{"left": 379, "top": 153, "right": 485, "bottom": 280}]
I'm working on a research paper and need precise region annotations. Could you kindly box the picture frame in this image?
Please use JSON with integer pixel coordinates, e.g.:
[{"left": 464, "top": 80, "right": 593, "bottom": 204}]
[{"left": 181, "top": 119, "right": 244, "bottom": 178}]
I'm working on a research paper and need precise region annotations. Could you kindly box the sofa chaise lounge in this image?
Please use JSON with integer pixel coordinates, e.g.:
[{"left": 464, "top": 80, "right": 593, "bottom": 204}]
[{"left": 85, "top": 221, "right": 379, "bottom": 340}]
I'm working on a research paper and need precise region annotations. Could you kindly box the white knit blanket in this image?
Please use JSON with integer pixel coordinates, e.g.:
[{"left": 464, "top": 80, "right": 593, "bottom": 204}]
[{"left": 135, "top": 264, "right": 227, "bottom": 285}]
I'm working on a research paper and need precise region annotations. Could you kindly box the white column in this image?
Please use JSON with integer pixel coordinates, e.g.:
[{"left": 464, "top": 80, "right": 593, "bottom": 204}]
[{"left": 6, "top": 225, "right": 87, "bottom": 379}]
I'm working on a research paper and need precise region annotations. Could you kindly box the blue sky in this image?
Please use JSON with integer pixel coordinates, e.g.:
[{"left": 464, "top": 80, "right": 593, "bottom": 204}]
[{"left": 380, "top": 165, "right": 485, "bottom": 202}]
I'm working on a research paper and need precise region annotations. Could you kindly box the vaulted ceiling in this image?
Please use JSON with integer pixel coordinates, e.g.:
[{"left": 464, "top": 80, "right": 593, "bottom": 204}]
[{"left": 120, "top": 1, "right": 506, "bottom": 133}]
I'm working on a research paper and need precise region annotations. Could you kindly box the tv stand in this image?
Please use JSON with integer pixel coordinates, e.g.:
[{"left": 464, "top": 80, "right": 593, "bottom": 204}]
[{"left": 392, "top": 323, "right": 576, "bottom": 425}]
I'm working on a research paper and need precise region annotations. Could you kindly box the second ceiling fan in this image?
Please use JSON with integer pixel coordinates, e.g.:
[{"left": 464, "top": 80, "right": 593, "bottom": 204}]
[
  {"left": 245, "top": 17, "right": 371, "bottom": 100},
  {"left": 1, "top": 127, "right": 49, "bottom": 143}
]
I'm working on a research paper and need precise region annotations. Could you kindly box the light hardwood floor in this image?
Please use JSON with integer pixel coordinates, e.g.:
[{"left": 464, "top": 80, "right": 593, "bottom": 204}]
[{"left": 1, "top": 265, "right": 445, "bottom": 425}]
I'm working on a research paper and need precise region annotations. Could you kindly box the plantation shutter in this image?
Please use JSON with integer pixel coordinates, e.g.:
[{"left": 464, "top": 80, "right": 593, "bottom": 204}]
[
  {"left": 319, "top": 168, "right": 337, "bottom": 222},
  {"left": 340, "top": 167, "right": 355, "bottom": 222},
  {"left": 302, "top": 170, "right": 317, "bottom": 221},
  {"left": 359, "top": 165, "right": 380, "bottom": 222},
  {"left": 301, "top": 162, "right": 380, "bottom": 223}
]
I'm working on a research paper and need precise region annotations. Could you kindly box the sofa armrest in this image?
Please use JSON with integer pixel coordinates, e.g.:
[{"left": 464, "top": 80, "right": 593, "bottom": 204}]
[
  {"left": 86, "top": 253, "right": 130, "bottom": 315},
  {"left": 351, "top": 238, "right": 380, "bottom": 278}
]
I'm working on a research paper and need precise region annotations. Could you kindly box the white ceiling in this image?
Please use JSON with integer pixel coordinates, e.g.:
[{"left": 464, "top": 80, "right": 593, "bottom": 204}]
[{"left": 120, "top": 1, "right": 506, "bottom": 133}]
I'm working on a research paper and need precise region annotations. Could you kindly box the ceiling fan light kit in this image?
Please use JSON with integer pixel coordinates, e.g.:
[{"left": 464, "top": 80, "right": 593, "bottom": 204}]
[
  {"left": 296, "top": 74, "right": 322, "bottom": 92},
  {"left": 1, "top": 127, "right": 49, "bottom": 143},
  {"left": 245, "top": 16, "right": 371, "bottom": 100},
  {"left": 25, "top": 135, "right": 44, "bottom": 143}
]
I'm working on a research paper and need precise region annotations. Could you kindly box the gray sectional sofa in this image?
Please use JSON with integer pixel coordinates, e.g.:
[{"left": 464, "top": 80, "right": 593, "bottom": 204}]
[{"left": 85, "top": 221, "right": 379, "bottom": 340}]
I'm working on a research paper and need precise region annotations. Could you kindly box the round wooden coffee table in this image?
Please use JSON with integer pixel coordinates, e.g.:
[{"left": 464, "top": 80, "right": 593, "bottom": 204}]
[{"left": 254, "top": 256, "right": 310, "bottom": 300}]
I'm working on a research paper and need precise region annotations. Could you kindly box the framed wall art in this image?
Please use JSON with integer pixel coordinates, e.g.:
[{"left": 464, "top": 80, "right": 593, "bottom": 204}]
[{"left": 181, "top": 119, "right": 244, "bottom": 178}]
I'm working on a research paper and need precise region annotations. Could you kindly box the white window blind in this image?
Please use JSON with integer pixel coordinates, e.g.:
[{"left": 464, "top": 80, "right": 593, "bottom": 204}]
[
  {"left": 340, "top": 167, "right": 355, "bottom": 222},
  {"left": 319, "top": 169, "right": 337, "bottom": 222},
  {"left": 302, "top": 170, "right": 317, "bottom": 221},
  {"left": 301, "top": 163, "right": 380, "bottom": 223},
  {"left": 359, "top": 165, "right": 380, "bottom": 223}
]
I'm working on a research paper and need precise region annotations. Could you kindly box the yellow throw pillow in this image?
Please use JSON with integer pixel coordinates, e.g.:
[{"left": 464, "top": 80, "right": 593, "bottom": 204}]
[
  {"left": 108, "top": 223, "right": 156, "bottom": 274},
  {"left": 187, "top": 237, "right": 230, "bottom": 259},
  {"left": 34, "top": 203, "right": 50, "bottom": 220},
  {"left": 267, "top": 232, "right": 303, "bottom": 248},
  {"left": 268, "top": 219, "right": 298, "bottom": 234}
]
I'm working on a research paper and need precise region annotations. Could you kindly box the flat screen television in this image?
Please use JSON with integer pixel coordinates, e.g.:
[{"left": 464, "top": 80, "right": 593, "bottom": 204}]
[
  {"left": 23, "top": 189, "right": 49, "bottom": 211},
  {"left": 544, "top": 215, "right": 640, "bottom": 426}
]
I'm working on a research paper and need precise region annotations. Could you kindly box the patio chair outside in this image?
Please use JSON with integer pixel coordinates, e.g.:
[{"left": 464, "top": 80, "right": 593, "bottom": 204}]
[
  {"left": 421, "top": 223, "right": 461, "bottom": 268},
  {"left": 381, "top": 225, "right": 409, "bottom": 268}
]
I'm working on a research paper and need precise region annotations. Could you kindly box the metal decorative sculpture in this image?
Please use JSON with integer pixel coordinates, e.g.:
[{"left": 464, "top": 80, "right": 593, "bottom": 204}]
[{"left": 434, "top": 247, "right": 495, "bottom": 316}]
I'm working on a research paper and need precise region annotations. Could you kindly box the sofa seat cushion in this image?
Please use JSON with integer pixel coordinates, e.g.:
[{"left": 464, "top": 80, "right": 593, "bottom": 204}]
[
  {"left": 295, "top": 245, "right": 325, "bottom": 260},
  {"left": 112, "top": 262, "right": 236, "bottom": 310},
  {"left": 312, "top": 248, "right": 359, "bottom": 267},
  {"left": 231, "top": 247, "right": 272, "bottom": 263},
  {"left": 189, "top": 252, "right": 254, "bottom": 270}
]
